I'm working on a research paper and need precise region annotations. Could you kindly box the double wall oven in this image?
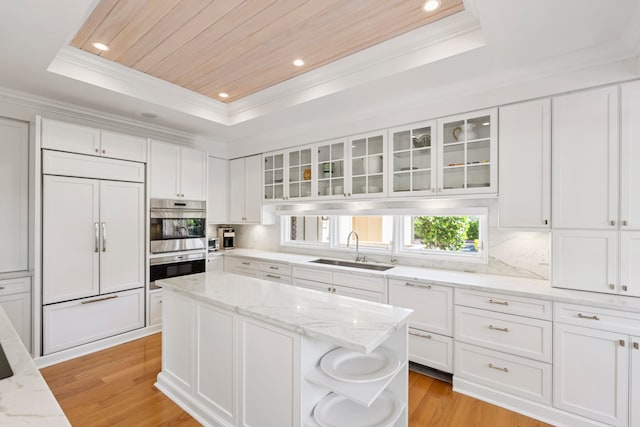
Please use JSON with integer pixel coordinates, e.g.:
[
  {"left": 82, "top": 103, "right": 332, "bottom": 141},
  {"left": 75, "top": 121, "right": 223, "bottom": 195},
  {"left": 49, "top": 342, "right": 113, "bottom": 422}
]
[{"left": 149, "top": 199, "right": 206, "bottom": 290}]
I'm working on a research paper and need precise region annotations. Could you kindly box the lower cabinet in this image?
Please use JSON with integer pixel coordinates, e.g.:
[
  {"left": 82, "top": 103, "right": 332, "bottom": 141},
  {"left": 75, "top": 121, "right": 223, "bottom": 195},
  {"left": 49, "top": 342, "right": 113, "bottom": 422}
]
[
  {"left": 42, "top": 288, "right": 144, "bottom": 354},
  {"left": 0, "top": 276, "right": 32, "bottom": 352},
  {"left": 148, "top": 291, "right": 163, "bottom": 326},
  {"left": 292, "top": 266, "right": 386, "bottom": 303}
]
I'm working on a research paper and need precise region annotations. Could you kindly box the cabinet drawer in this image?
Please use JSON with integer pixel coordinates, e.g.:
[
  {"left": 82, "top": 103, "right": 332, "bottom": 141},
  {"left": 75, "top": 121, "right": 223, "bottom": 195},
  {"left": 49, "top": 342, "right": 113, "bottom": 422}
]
[
  {"left": 455, "top": 306, "right": 552, "bottom": 362},
  {"left": 334, "top": 284, "right": 384, "bottom": 303},
  {"left": 43, "top": 150, "right": 145, "bottom": 183},
  {"left": 257, "top": 271, "right": 291, "bottom": 285},
  {"left": 455, "top": 342, "right": 552, "bottom": 405},
  {"left": 224, "top": 257, "right": 258, "bottom": 273},
  {"left": 149, "top": 291, "right": 163, "bottom": 326},
  {"left": 292, "top": 266, "right": 332, "bottom": 283},
  {"left": 0, "top": 276, "right": 31, "bottom": 296},
  {"left": 259, "top": 261, "right": 291, "bottom": 275},
  {"left": 409, "top": 329, "right": 453, "bottom": 373},
  {"left": 455, "top": 288, "right": 552, "bottom": 320},
  {"left": 554, "top": 302, "right": 640, "bottom": 335},
  {"left": 43, "top": 288, "right": 144, "bottom": 354},
  {"left": 332, "top": 271, "right": 385, "bottom": 293},
  {"left": 389, "top": 279, "right": 453, "bottom": 336}
]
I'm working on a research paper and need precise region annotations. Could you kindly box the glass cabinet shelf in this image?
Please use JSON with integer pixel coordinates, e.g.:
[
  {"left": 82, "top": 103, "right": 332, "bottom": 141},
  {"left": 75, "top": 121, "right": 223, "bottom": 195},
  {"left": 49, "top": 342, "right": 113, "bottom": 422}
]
[{"left": 389, "top": 121, "right": 435, "bottom": 195}]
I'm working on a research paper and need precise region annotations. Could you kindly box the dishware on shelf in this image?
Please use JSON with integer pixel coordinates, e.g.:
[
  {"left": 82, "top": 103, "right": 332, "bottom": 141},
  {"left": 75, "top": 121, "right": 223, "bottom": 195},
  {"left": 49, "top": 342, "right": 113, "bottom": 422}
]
[
  {"left": 320, "top": 347, "right": 399, "bottom": 383},
  {"left": 313, "top": 390, "right": 402, "bottom": 427},
  {"left": 412, "top": 134, "right": 430, "bottom": 148},
  {"left": 367, "top": 156, "right": 383, "bottom": 174},
  {"left": 303, "top": 168, "right": 311, "bottom": 180},
  {"left": 452, "top": 123, "right": 477, "bottom": 141}
]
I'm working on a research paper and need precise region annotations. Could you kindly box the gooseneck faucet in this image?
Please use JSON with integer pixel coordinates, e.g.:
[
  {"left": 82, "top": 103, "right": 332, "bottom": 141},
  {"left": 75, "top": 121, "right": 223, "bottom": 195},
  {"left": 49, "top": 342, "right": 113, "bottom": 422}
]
[{"left": 346, "top": 230, "right": 363, "bottom": 262}]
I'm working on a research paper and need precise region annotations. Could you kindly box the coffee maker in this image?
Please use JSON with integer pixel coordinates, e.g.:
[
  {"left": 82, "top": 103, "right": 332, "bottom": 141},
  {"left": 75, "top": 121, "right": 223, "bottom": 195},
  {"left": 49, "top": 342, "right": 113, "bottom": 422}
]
[{"left": 217, "top": 226, "right": 235, "bottom": 250}]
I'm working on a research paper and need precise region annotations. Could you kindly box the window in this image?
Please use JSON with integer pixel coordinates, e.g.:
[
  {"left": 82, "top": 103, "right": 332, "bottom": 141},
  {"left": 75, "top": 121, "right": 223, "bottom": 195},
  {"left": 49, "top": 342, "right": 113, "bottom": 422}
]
[
  {"left": 335, "top": 216, "right": 393, "bottom": 250},
  {"left": 401, "top": 215, "right": 482, "bottom": 257},
  {"left": 282, "top": 216, "right": 329, "bottom": 245}
]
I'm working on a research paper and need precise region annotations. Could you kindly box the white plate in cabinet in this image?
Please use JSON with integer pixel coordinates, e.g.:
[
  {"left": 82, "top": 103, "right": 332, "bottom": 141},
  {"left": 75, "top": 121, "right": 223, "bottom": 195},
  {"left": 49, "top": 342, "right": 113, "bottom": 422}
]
[
  {"left": 554, "top": 303, "right": 640, "bottom": 336},
  {"left": 454, "top": 288, "right": 552, "bottom": 320},
  {"left": 42, "top": 288, "right": 144, "bottom": 354},
  {"left": 388, "top": 279, "right": 453, "bottom": 336},
  {"left": 408, "top": 329, "right": 453, "bottom": 373},
  {"left": 149, "top": 291, "right": 163, "bottom": 326},
  {"left": 454, "top": 306, "right": 552, "bottom": 363},
  {"left": 257, "top": 271, "right": 291, "bottom": 285},
  {"left": 455, "top": 342, "right": 552, "bottom": 405}
]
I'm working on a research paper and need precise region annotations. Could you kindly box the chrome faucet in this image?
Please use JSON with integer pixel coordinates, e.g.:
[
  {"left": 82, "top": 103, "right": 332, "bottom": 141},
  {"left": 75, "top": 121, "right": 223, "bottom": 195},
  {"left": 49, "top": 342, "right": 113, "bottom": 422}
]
[{"left": 346, "top": 230, "right": 364, "bottom": 262}]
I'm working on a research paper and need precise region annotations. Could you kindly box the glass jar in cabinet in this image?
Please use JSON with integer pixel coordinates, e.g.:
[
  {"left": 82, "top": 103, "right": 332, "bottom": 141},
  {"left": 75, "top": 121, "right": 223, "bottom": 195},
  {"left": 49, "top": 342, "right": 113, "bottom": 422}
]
[
  {"left": 388, "top": 121, "right": 436, "bottom": 196},
  {"left": 263, "top": 152, "right": 285, "bottom": 201},
  {"left": 316, "top": 139, "right": 347, "bottom": 198},
  {"left": 437, "top": 108, "right": 497, "bottom": 195},
  {"left": 349, "top": 131, "right": 386, "bottom": 198}
]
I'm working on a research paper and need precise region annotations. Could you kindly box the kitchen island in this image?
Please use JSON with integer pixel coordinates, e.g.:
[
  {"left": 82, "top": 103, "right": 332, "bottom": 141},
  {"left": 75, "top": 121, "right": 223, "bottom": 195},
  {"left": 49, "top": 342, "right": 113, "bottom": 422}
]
[{"left": 156, "top": 271, "right": 412, "bottom": 427}]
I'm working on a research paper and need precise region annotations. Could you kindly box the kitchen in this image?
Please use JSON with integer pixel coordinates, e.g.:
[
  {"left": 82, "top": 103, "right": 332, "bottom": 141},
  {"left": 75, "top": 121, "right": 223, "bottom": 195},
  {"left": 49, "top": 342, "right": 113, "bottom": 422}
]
[{"left": 1, "top": 0, "right": 640, "bottom": 426}]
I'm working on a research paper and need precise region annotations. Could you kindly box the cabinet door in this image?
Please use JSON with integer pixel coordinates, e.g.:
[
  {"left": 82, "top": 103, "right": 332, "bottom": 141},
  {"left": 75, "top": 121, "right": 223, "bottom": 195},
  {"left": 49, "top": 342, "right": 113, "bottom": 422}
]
[
  {"left": 499, "top": 99, "right": 551, "bottom": 229},
  {"left": 553, "top": 323, "right": 628, "bottom": 426},
  {"left": 552, "top": 86, "right": 619, "bottom": 229},
  {"left": 621, "top": 81, "right": 640, "bottom": 230},
  {"left": 149, "top": 140, "right": 180, "bottom": 199},
  {"left": 180, "top": 146, "right": 207, "bottom": 200},
  {"left": 333, "top": 284, "right": 384, "bottom": 302},
  {"left": 0, "top": 292, "right": 31, "bottom": 352},
  {"left": 99, "top": 180, "right": 145, "bottom": 294},
  {"left": 632, "top": 335, "right": 640, "bottom": 427},
  {"left": 43, "top": 175, "right": 100, "bottom": 304},
  {"left": 388, "top": 121, "right": 436, "bottom": 197},
  {"left": 316, "top": 139, "right": 346, "bottom": 198},
  {"left": 388, "top": 280, "right": 452, "bottom": 336},
  {"left": 41, "top": 118, "right": 101, "bottom": 156},
  {"left": 100, "top": 131, "right": 147, "bottom": 162},
  {"left": 206, "top": 256, "right": 223, "bottom": 272},
  {"left": 244, "top": 155, "right": 263, "bottom": 222},
  {"left": 208, "top": 157, "right": 228, "bottom": 223},
  {"left": 349, "top": 131, "right": 386, "bottom": 198},
  {"left": 228, "top": 158, "right": 246, "bottom": 222},
  {"left": 286, "top": 147, "right": 313, "bottom": 201},
  {"left": 163, "top": 290, "right": 194, "bottom": 392},
  {"left": 552, "top": 229, "right": 618, "bottom": 294},
  {"left": 0, "top": 117, "right": 28, "bottom": 272},
  {"left": 263, "top": 152, "right": 286, "bottom": 202},
  {"left": 620, "top": 231, "right": 640, "bottom": 297}
]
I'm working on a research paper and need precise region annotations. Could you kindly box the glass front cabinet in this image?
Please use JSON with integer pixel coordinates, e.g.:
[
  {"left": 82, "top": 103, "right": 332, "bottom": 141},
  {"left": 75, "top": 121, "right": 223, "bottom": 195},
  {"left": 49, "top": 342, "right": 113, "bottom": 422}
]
[
  {"left": 316, "top": 139, "right": 346, "bottom": 199},
  {"left": 263, "top": 146, "right": 314, "bottom": 202},
  {"left": 388, "top": 120, "right": 436, "bottom": 196},
  {"left": 348, "top": 131, "right": 387, "bottom": 198},
  {"left": 437, "top": 108, "right": 497, "bottom": 195}
]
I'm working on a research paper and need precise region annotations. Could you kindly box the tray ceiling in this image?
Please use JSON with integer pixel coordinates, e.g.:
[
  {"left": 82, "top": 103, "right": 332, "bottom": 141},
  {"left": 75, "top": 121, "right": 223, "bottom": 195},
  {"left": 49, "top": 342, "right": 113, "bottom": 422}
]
[{"left": 70, "top": 0, "right": 464, "bottom": 103}]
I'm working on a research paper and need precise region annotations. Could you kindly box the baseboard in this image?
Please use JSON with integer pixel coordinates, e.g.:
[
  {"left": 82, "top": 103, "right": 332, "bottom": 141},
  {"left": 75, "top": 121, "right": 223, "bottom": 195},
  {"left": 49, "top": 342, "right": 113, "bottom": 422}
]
[
  {"left": 453, "top": 377, "right": 610, "bottom": 427},
  {"left": 34, "top": 324, "right": 162, "bottom": 368}
]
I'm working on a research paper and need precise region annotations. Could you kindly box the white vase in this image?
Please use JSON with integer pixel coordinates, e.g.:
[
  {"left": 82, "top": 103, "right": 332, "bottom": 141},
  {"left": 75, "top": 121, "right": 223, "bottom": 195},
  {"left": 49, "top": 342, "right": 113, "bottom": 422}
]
[{"left": 462, "top": 123, "right": 477, "bottom": 140}]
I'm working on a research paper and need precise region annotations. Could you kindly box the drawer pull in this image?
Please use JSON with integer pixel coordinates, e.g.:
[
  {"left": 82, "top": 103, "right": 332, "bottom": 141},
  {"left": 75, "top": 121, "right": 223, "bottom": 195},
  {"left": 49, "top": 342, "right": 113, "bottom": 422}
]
[
  {"left": 488, "top": 363, "right": 509, "bottom": 373},
  {"left": 266, "top": 274, "right": 281, "bottom": 279},
  {"left": 577, "top": 313, "right": 600, "bottom": 321},
  {"left": 405, "top": 282, "right": 431, "bottom": 289},
  {"left": 242, "top": 262, "right": 251, "bottom": 266},
  {"left": 269, "top": 266, "right": 280, "bottom": 270},
  {"left": 488, "top": 325, "right": 509, "bottom": 333},
  {"left": 409, "top": 331, "right": 432, "bottom": 339},
  {"left": 81, "top": 295, "right": 118, "bottom": 304},
  {"left": 0, "top": 287, "right": 4, "bottom": 290},
  {"left": 489, "top": 299, "right": 509, "bottom": 306},
  {"left": 620, "top": 339, "right": 626, "bottom": 347},
  {"left": 633, "top": 342, "right": 639, "bottom": 350}
]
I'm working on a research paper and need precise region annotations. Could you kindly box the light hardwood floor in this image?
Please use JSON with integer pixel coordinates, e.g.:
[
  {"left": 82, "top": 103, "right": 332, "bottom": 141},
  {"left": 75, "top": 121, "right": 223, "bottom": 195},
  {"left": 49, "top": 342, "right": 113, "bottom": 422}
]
[{"left": 41, "top": 333, "right": 551, "bottom": 426}]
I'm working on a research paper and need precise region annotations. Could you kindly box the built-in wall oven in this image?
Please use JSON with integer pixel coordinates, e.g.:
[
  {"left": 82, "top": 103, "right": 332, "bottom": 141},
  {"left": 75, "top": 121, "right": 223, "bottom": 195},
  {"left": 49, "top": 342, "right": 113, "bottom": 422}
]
[
  {"left": 150, "top": 199, "right": 206, "bottom": 253},
  {"left": 149, "top": 252, "right": 205, "bottom": 290}
]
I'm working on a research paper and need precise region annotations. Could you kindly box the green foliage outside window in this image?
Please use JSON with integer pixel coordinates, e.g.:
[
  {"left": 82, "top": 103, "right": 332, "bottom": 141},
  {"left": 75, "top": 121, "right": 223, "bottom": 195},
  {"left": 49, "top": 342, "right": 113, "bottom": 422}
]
[{"left": 413, "top": 216, "right": 477, "bottom": 251}]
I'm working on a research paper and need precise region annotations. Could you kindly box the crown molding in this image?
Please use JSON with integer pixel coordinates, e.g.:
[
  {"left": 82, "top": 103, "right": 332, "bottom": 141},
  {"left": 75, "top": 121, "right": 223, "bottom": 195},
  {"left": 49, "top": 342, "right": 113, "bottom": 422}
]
[{"left": 48, "top": 46, "right": 230, "bottom": 125}]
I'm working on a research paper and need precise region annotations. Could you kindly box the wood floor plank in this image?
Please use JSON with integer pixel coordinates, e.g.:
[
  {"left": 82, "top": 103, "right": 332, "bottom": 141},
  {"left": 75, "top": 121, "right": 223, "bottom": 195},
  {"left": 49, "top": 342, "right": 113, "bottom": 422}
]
[{"left": 41, "top": 333, "right": 552, "bottom": 426}]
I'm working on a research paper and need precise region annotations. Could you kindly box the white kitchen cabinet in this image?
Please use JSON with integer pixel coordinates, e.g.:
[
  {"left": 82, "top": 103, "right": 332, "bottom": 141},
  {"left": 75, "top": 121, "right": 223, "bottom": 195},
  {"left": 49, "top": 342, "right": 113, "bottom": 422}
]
[
  {"left": 388, "top": 279, "right": 452, "bottom": 336},
  {"left": 620, "top": 231, "right": 640, "bottom": 297},
  {"left": 408, "top": 329, "right": 453, "bottom": 373},
  {"left": 207, "top": 156, "right": 228, "bottom": 223},
  {"left": 315, "top": 139, "right": 347, "bottom": 199},
  {"left": 149, "top": 140, "right": 207, "bottom": 200},
  {"left": 0, "top": 277, "right": 32, "bottom": 352},
  {"left": 631, "top": 335, "right": 640, "bottom": 427},
  {"left": 499, "top": 99, "right": 551, "bottom": 229},
  {"left": 388, "top": 120, "right": 437, "bottom": 197},
  {"left": 263, "top": 146, "right": 314, "bottom": 202},
  {"left": 149, "top": 291, "right": 163, "bottom": 326},
  {"left": 42, "top": 288, "right": 144, "bottom": 354},
  {"left": 552, "top": 86, "right": 619, "bottom": 230},
  {"left": 206, "top": 255, "right": 223, "bottom": 272},
  {"left": 43, "top": 175, "right": 144, "bottom": 304},
  {"left": 620, "top": 81, "right": 640, "bottom": 230},
  {"left": 0, "top": 117, "right": 28, "bottom": 273},
  {"left": 292, "top": 267, "right": 387, "bottom": 303},
  {"left": 263, "top": 151, "right": 286, "bottom": 201},
  {"left": 348, "top": 131, "right": 387, "bottom": 198},
  {"left": 42, "top": 118, "right": 147, "bottom": 162},
  {"left": 229, "top": 155, "right": 266, "bottom": 223},
  {"left": 437, "top": 108, "right": 497, "bottom": 195},
  {"left": 162, "top": 290, "right": 194, "bottom": 393}
]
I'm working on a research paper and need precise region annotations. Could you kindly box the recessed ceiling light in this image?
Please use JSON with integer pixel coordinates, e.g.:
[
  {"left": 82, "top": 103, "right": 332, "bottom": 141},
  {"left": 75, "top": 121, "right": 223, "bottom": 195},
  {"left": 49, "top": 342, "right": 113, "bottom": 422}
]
[
  {"left": 293, "top": 59, "right": 305, "bottom": 67},
  {"left": 422, "top": 0, "right": 441, "bottom": 12},
  {"left": 219, "top": 92, "right": 229, "bottom": 99},
  {"left": 92, "top": 42, "right": 109, "bottom": 51}
]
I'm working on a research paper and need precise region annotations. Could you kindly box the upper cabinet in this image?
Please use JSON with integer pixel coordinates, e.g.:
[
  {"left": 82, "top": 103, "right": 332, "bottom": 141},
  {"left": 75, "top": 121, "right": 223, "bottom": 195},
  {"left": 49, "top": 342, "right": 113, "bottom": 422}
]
[
  {"left": 149, "top": 140, "right": 207, "bottom": 201},
  {"left": 231, "top": 155, "right": 270, "bottom": 223},
  {"left": 388, "top": 120, "right": 436, "bottom": 196},
  {"left": 208, "top": 157, "right": 228, "bottom": 224},
  {"left": 621, "top": 81, "right": 640, "bottom": 230},
  {"left": 348, "top": 131, "right": 386, "bottom": 198},
  {"left": 41, "top": 118, "right": 147, "bottom": 163},
  {"left": 499, "top": 99, "right": 551, "bottom": 229},
  {"left": 263, "top": 147, "right": 314, "bottom": 202},
  {"left": 316, "top": 139, "right": 347, "bottom": 199},
  {"left": 437, "top": 108, "right": 497, "bottom": 195}
]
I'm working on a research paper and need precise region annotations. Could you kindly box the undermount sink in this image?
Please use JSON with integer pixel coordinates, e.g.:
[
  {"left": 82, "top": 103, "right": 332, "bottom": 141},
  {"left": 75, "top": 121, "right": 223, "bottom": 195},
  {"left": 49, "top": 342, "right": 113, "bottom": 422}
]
[{"left": 310, "top": 258, "right": 395, "bottom": 271}]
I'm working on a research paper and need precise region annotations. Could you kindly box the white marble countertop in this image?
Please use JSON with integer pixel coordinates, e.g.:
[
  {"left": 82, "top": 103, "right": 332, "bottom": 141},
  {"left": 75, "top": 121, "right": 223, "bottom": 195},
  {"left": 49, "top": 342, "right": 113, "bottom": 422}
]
[
  {"left": 0, "top": 307, "right": 69, "bottom": 426},
  {"left": 157, "top": 272, "right": 413, "bottom": 353},
  {"left": 221, "top": 249, "right": 640, "bottom": 313}
]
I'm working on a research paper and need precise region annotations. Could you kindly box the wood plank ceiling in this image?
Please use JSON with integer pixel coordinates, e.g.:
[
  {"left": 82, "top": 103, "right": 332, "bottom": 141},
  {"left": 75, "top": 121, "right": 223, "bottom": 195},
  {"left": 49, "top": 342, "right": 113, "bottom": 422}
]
[{"left": 71, "top": 0, "right": 464, "bottom": 103}]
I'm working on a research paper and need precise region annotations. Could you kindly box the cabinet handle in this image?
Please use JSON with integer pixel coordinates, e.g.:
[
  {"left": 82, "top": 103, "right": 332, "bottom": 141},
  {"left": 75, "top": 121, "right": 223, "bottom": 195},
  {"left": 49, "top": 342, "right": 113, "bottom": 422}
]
[
  {"left": 622, "top": 220, "right": 628, "bottom": 226},
  {"left": 488, "top": 325, "right": 509, "bottom": 333},
  {"left": 102, "top": 149, "right": 106, "bottom": 154},
  {"left": 488, "top": 299, "right": 509, "bottom": 306},
  {"left": 242, "top": 262, "right": 251, "bottom": 265},
  {"left": 332, "top": 287, "right": 336, "bottom": 293},
  {"left": 348, "top": 193, "right": 351, "bottom": 197},
  {"left": 633, "top": 342, "right": 639, "bottom": 350},
  {"left": 405, "top": 282, "right": 431, "bottom": 289},
  {"left": 327, "top": 287, "right": 332, "bottom": 292},
  {"left": 266, "top": 274, "right": 281, "bottom": 279},
  {"left": 622, "top": 285, "right": 628, "bottom": 292},
  {"left": 620, "top": 339, "right": 626, "bottom": 347},
  {"left": 577, "top": 313, "right": 600, "bottom": 320},
  {"left": 610, "top": 220, "right": 616, "bottom": 226},
  {"left": 94, "top": 222, "right": 99, "bottom": 252},
  {"left": 431, "top": 188, "right": 435, "bottom": 193},
  {"left": 488, "top": 363, "right": 509, "bottom": 373},
  {"left": 409, "top": 331, "right": 432, "bottom": 339},
  {"left": 0, "top": 287, "right": 4, "bottom": 290},
  {"left": 439, "top": 188, "right": 443, "bottom": 192},
  {"left": 544, "top": 219, "right": 548, "bottom": 225},
  {"left": 81, "top": 295, "right": 118, "bottom": 304},
  {"left": 609, "top": 284, "right": 615, "bottom": 290},
  {"left": 101, "top": 222, "right": 107, "bottom": 252},
  {"left": 269, "top": 266, "right": 280, "bottom": 270},
  {"left": 95, "top": 148, "right": 99, "bottom": 153}
]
